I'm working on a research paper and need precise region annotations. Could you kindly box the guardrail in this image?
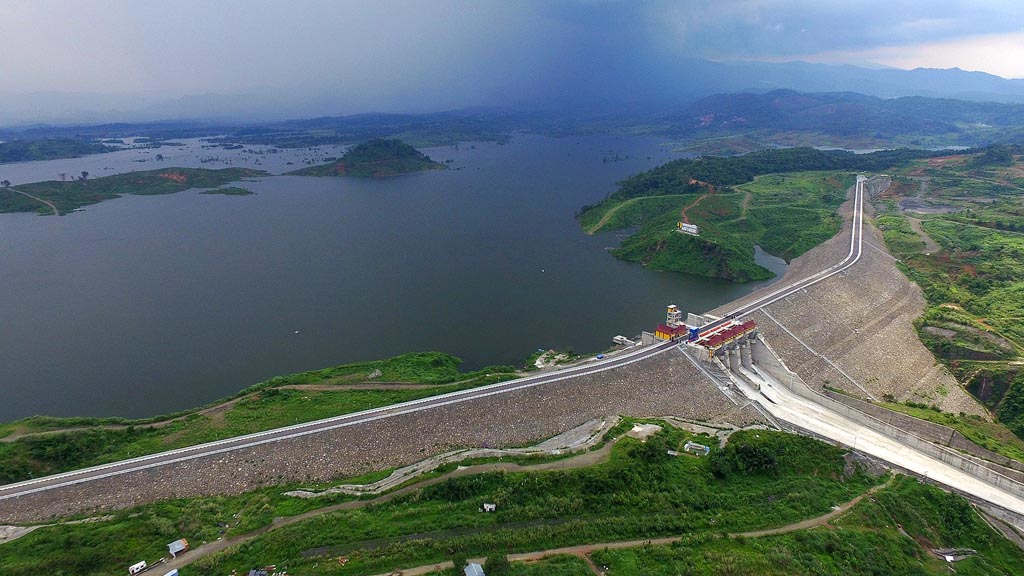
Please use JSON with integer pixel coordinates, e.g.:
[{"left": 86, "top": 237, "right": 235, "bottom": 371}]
[
  {"left": 752, "top": 337, "right": 1024, "bottom": 500},
  {"left": 772, "top": 415, "right": 1024, "bottom": 531},
  {"left": 823, "top": 390, "right": 1024, "bottom": 478}
]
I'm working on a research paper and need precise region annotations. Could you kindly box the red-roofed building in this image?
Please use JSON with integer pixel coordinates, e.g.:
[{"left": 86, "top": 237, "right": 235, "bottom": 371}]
[
  {"left": 655, "top": 323, "right": 688, "bottom": 340},
  {"left": 695, "top": 320, "right": 756, "bottom": 351}
]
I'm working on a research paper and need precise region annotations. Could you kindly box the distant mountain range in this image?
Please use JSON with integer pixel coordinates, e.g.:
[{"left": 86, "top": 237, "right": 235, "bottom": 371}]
[
  {"left": 4, "top": 59, "right": 1024, "bottom": 127},
  {"left": 674, "top": 60, "right": 1024, "bottom": 104},
  {"left": 661, "top": 90, "right": 1024, "bottom": 146},
  {"left": 5, "top": 88, "right": 1024, "bottom": 152}
]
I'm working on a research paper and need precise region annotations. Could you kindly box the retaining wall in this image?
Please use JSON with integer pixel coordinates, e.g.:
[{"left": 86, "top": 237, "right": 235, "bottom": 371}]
[
  {"left": 823, "top": 389, "right": 1024, "bottom": 483},
  {"left": 751, "top": 337, "right": 1024, "bottom": 500},
  {"left": 777, "top": 413, "right": 1024, "bottom": 531}
]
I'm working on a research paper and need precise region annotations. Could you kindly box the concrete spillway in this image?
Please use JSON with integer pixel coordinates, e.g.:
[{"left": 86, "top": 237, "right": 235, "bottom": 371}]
[{"left": 708, "top": 336, "right": 1024, "bottom": 529}]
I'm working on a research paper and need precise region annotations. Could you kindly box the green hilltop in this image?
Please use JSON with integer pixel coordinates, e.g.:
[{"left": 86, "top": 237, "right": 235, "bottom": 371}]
[
  {"left": 288, "top": 138, "right": 446, "bottom": 177},
  {"left": 578, "top": 147, "right": 940, "bottom": 282}
]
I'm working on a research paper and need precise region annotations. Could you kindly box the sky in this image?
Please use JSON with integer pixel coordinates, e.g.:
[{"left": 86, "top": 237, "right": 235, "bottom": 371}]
[{"left": 1, "top": 0, "right": 1023, "bottom": 123}]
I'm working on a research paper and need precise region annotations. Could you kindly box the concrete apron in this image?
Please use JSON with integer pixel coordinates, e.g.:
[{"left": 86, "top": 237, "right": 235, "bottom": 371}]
[{"left": 705, "top": 335, "right": 1024, "bottom": 531}]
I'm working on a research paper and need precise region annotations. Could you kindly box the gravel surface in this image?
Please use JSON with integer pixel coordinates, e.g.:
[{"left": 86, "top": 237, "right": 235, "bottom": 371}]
[
  {"left": 712, "top": 181, "right": 983, "bottom": 416},
  {"left": 0, "top": 348, "right": 752, "bottom": 523}
]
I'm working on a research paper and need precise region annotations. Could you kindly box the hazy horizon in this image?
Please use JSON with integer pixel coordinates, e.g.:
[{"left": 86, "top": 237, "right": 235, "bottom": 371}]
[{"left": 3, "top": 1, "right": 1024, "bottom": 125}]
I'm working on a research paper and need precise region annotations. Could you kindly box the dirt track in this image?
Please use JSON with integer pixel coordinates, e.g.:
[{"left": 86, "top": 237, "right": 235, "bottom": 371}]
[
  {"left": 150, "top": 442, "right": 619, "bottom": 574},
  {"left": 366, "top": 477, "right": 896, "bottom": 576},
  {"left": 7, "top": 187, "right": 59, "bottom": 215},
  {"left": 906, "top": 217, "right": 940, "bottom": 253}
]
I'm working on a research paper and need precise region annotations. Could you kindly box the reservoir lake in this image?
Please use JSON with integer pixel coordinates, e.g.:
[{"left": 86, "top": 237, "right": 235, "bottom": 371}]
[{"left": 0, "top": 134, "right": 786, "bottom": 421}]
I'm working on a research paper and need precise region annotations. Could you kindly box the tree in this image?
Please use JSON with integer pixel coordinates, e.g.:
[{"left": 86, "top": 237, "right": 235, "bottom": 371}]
[
  {"left": 80, "top": 171, "right": 89, "bottom": 181},
  {"left": 59, "top": 173, "right": 67, "bottom": 182},
  {"left": 1, "top": 179, "right": 10, "bottom": 188},
  {"left": 483, "top": 554, "right": 512, "bottom": 576}
]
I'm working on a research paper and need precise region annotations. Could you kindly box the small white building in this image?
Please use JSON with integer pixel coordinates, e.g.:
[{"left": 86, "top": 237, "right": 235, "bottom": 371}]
[
  {"left": 465, "top": 563, "right": 486, "bottom": 576},
  {"left": 684, "top": 441, "right": 711, "bottom": 456},
  {"left": 481, "top": 503, "right": 497, "bottom": 512},
  {"left": 128, "top": 561, "right": 147, "bottom": 575},
  {"left": 676, "top": 222, "right": 700, "bottom": 236},
  {"left": 167, "top": 538, "right": 189, "bottom": 558}
]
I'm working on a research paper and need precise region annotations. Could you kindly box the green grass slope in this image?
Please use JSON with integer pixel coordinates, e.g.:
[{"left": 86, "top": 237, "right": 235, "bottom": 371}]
[
  {"left": 593, "top": 475, "right": 1024, "bottom": 576},
  {"left": 582, "top": 169, "right": 849, "bottom": 282},
  {"left": 875, "top": 148, "right": 1024, "bottom": 439},
  {"left": 0, "top": 167, "right": 265, "bottom": 214},
  {"left": 576, "top": 146, "right": 941, "bottom": 282},
  {"left": 0, "top": 352, "right": 516, "bottom": 484},
  {"left": 7, "top": 428, "right": 1019, "bottom": 576}
]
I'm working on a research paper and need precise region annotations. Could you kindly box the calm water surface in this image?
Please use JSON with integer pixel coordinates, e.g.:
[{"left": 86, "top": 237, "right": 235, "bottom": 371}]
[{"left": 0, "top": 134, "right": 785, "bottom": 420}]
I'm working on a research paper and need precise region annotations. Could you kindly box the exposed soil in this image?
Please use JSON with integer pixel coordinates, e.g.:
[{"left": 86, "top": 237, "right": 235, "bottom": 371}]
[
  {"left": 158, "top": 172, "right": 188, "bottom": 183},
  {"left": 679, "top": 178, "right": 716, "bottom": 225},
  {"left": 906, "top": 217, "right": 940, "bottom": 253},
  {"left": 679, "top": 192, "right": 709, "bottom": 225}
]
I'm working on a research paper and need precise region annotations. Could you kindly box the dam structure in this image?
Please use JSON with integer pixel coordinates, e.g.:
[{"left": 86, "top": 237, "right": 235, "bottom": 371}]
[{"left": 3, "top": 174, "right": 1024, "bottom": 531}]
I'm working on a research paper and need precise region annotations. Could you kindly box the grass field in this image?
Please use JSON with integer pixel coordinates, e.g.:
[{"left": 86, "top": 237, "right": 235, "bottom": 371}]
[
  {"left": 581, "top": 170, "right": 849, "bottom": 282},
  {"left": 0, "top": 428, "right": 875, "bottom": 575},
  {"left": 879, "top": 401, "right": 1024, "bottom": 463},
  {"left": 4, "top": 424, "right": 1021, "bottom": 576},
  {"left": 428, "top": 555, "right": 592, "bottom": 576}
]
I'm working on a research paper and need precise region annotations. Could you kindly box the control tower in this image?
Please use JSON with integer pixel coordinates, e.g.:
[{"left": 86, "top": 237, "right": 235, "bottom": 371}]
[{"left": 666, "top": 304, "right": 683, "bottom": 327}]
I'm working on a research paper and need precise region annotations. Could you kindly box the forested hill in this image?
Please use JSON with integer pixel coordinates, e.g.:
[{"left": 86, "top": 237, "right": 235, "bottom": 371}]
[
  {"left": 665, "top": 90, "right": 1024, "bottom": 145},
  {"left": 576, "top": 146, "right": 952, "bottom": 283},
  {"left": 585, "top": 147, "right": 939, "bottom": 211},
  {"left": 0, "top": 138, "right": 114, "bottom": 164},
  {"left": 287, "top": 138, "right": 445, "bottom": 177}
]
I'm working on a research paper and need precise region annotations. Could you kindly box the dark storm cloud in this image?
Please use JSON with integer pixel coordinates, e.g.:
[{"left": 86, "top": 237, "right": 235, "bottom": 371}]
[{"left": 0, "top": 0, "right": 1022, "bottom": 123}]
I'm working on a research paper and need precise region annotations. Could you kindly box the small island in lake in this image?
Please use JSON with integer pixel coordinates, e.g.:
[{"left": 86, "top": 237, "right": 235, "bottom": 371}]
[
  {"left": 0, "top": 167, "right": 265, "bottom": 215},
  {"left": 287, "top": 138, "right": 445, "bottom": 177}
]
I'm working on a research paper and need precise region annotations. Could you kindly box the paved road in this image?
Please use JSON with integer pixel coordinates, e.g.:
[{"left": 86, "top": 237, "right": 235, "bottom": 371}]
[
  {"left": 0, "top": 175, "right": 870, "bottom": 501},
  {"left": 702, "top": 175, "right": 866, "bottom": 332},
  {"left": 0, "top": 340, "right": 677, "bottom": 500},
  {"left": 742, "top": 366, "right": 1024, "bottom": 515}
]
